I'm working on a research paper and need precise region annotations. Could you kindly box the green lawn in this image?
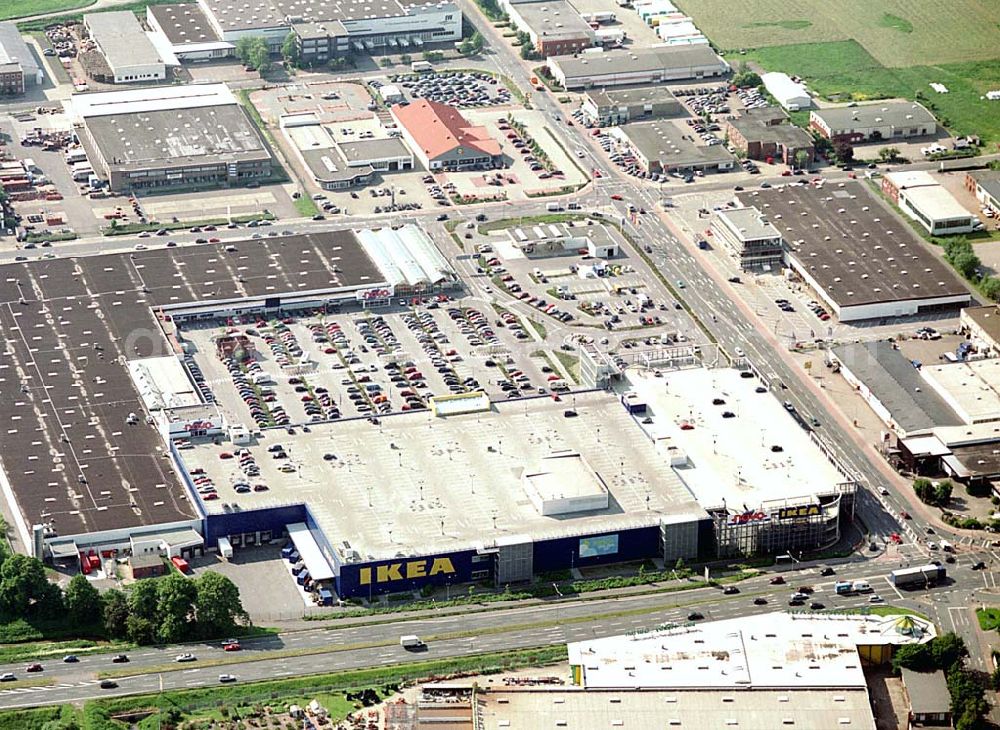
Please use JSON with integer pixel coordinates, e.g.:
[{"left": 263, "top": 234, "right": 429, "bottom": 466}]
[
  {"left": 1, "top": 0, "right": 95, "bottom": 21},
  {"left": 294, "top": 195, "right": 320, "bottom": 218},
  {"left": 674, "top": 0, "right": 1000, "bottom": 67},
  {"left": 976, "top": 607, "right": 1000, "bottom": 631},
  {"left": 740, "top": 40, "right": 1000, "bottom": 145}
]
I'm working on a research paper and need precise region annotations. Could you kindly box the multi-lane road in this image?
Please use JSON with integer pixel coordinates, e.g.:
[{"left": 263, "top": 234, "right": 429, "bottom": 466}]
[{"left": 0, "top": 556, "right": 993, "bottom": 709}]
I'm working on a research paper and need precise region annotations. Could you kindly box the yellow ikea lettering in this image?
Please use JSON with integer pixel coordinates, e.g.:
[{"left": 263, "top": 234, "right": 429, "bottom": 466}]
[
  {"left": 377, "top": 563, "right": 403, "bottom": 582},
  {"left": 429, "top": 557, "right": 455, "bottom": 577},
  {"left": 359, "top": 558, "right": 458, "bottom": 585}
]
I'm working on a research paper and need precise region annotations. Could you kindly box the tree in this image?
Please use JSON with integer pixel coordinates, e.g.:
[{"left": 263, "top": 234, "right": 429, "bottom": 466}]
[
  {"left": 892, "top": 642, "right": 934, "bottom": 672},
  {"left": 674, "top": 557, "right": 686, "bottom": 573},
  {"left": 399, "top": 53, "right": 412, "bottom": 65},
  {"left": 951, "top": 250, "right": 981, "bottom": 280},
  {"left": 932, "top": 479, "right": 954, "bottom": 508},
  {"left": 156, "top": 573, "right": 197, "bottom": 643},
  {"left": 732, "top": 63, "right": 761, "bottom": 88},
  {"left": 249, "top": 37, "right": 271, "bottom": 75},
  {"left": 127, "top": 578, "right": 159, "bottom": 622},
  {"left": 422, "top": 50, "right": 444, "bottom": 62},
  {"left": 932, "top": 631, "right": 968, "bottom": 671},
  {"left": 281, "top": 32, "right": 299, "bottom": 67},
  {"left": 459, "top": 30, "right": 485, "bottom": 56},
  {"left": 913, "top": 477, "right": 935, "bottom": 505},
  {"left": 0, "top": 554, "right": 58, "bottom": 618},
  {"left": 126, "top": 614, "right": 157, "bottom": 645},
  {"left": 194, "top": 572, "right": 249, "bottom": 637},
  {"left": 833, "top": 140, "right": 854, "bottom": 163},
  {"left": 64, "top": 574, "right": 101, "bottom": 626},
  {"left": 235, "top": 36, "right": 256, "bottom": 65},
  {"left": 794, "top": 149, "right": 811, "bottom": 170},
  {"left": 878, "top": 146, "right": 900, "bottom": 163},
  {"left": 981, "top": 276, "right": 1000, "bottom": 301},
  {"left": 102, "top": 589, "right": 129, "bottom": 641}
]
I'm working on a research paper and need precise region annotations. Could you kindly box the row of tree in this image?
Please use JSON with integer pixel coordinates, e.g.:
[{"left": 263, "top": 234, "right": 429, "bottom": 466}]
[
  {"left": 0, "top": 542, "right": 249, "bottom": 645},
  {"left": 95, "top": 571, "right": 249, "bottom": 645}
]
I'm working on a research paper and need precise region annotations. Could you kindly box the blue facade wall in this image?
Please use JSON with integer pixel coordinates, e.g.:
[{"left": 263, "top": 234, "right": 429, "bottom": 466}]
[
  {"left": 202, "top": 504, "right": 307, "bottom": 547},
  {"left": 337, "top": 549, "right": 480, "bottom": 599},
  {"left": 532, "top": 526, "right": 662, "bottom": 573}
]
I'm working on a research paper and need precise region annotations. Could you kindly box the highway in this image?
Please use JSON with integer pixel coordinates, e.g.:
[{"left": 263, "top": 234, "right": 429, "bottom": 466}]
[{"left": 0, "top": 556, "right": 994, "bottom": 709}]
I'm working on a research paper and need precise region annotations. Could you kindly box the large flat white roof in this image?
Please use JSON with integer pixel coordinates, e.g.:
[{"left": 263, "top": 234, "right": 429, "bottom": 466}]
[
  {"left": 902, "top": 184, "right": 973, "bottom": 221},
  {"left": 626, "top": 368, "right": 847, "bottom": 513},
  {"left": 72, "top": 83, "right": 236, "bottom": 119},
  {"left": 181, "top": 391, "right": 706, "bottom": 562},
  {"left": 922, "top": 360, "right": 1000, "bottom": 424},
  {"left": 126, "top": 356, "right": 203, "bottom": 410},
  {"left": 568, "top": 612, "right": 935, "bottom": 691}
]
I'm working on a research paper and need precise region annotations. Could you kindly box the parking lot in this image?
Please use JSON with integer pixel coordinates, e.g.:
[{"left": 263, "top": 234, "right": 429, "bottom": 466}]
[
  {"left": 180, "top": 298, "right": 569, "bottom": 433},
  {"left": 375, "top": 71, "right": 512, "bottom": 108}
]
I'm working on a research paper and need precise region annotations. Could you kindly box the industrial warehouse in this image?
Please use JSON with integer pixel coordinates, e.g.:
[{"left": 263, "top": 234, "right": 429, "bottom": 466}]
[
  {"left": 196, "top": 0, "right": 462, "bottom": 61},
  {"left": 72, "top": 83, "right": 274, "bottom": 192},
  {"left": 0, "top": 221, "right": 861, "bottom": 599},
  {"left": 737, "top": 182, "right": 971, "bottom": 321}
]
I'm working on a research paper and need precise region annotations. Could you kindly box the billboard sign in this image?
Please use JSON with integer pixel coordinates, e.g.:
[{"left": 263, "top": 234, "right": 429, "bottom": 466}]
[
  {"left": 355, "top": 285, "right": 394, "bottom": 302},
  {"left": 776, "top": 504, "right": 821, "bottom": 520},
  {"left": 729, "top": 510, "right": 767, "bottom": 525},
  {"left": 579, "top": 533, "right": 619, "bottom": 558}
]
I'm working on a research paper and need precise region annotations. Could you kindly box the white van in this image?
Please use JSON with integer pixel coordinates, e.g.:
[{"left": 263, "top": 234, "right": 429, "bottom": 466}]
[{"left": 400, "top": 635, "right": 424, "bottom": 649}]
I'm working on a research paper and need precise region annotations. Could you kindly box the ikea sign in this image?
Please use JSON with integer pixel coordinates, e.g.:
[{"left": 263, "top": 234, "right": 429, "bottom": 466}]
[
  {"left": 776, "top": 504, "right": 821, "bottom": 520},
  {"left": 358, "top": 557, "right": 456, "bottom": 585}
]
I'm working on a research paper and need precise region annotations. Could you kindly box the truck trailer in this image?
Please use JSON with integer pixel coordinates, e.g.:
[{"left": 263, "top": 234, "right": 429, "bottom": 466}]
[{"left": 890, "top": 564, "right": 946, "bottom": 588}]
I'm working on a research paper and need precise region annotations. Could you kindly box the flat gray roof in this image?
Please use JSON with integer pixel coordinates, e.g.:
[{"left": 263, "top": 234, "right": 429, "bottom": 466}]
[
  {"left": 621, "top": 119, "right": 735, "bottom": 169},
  {"left": 338, "top": 137, "right": 412, "bottom": 163},
  {"left": 476, "top": 688, "right": 875, "bottom": 730},
  {"left": 737, "top": 182, "right": 970, "bottom": 307},
  {"left": 147, "top": 4, "right": 222, "bottom": 45},
  {"left": 831, "top": 341, "right": 962, "bottom": 435},
  {"left": 716, "top": 206, "right": 781, "bottom": 241},
  {"left": 84, "top": 11, "right": 163, "bottom": 70},
  {"left": 510, "top": 0, "right": 594, "bottom": 43},
  {"left": 963, "top": 305, "right": 1000, "bottom": 345},
  {"left": 0, "top": 22, "right": 40, "bottom": 79},
  {"left": 551, "top": 45, "right": 726, "bottom": 81},
  {"left": 83, "top": 103, "right": 270, "bottom": 172},
  {"left": 902, "top": 669, "right": 951, "bottom": 715},
  {"left": 812, "top": 101, "right": 935, "bottom": 131},
  {"left": 586, "top": 85, "right": 683, "bottom": 112},
  {"left": 0, "top": 232, "right": 383, "bottom": 539},
  {"left": 201, "top": 0, "right": 453, "bottom": 31},
  {"left": 970, "top": 172, "right": 1000, "bottom": 203},
  {"left": 301, "top": 147, "right": 374, "bottom": 184},
  {"left": 729, "top": 115, "right": 813, "bottom": 147}
]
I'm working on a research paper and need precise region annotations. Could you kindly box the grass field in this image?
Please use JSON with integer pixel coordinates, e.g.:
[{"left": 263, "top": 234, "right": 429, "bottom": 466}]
[
  {"left": 0, "top": 0, "right": 95, "bottom": 21},
  {"left": 674, "top": 0, "right": 1000, "bottom": 67},
  {"left": 738, "top": 40, "right": 1000, "bottom": 145},
  {"left": 977, "top": 607, "right": 1000, "bottom": 631}
]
